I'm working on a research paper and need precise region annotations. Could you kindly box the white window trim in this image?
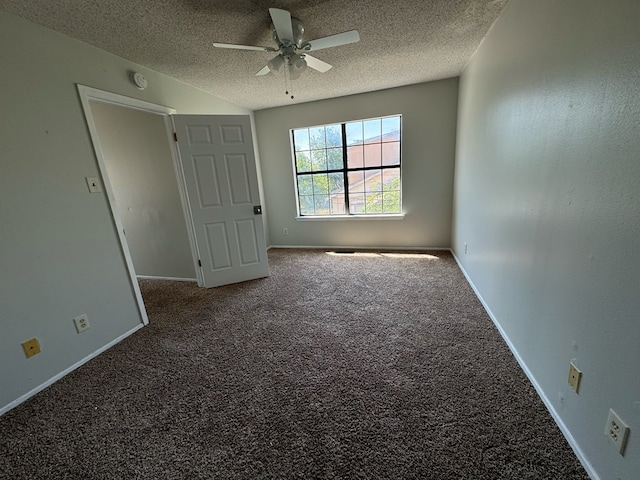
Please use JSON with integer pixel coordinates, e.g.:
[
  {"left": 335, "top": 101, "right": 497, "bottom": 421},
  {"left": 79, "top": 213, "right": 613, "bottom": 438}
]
[
  {"left": 296, "top": 214, "right": 405, "bottom": 221},
  {"left": 291, "top": 114, "right": 402, "bottom": 218}
]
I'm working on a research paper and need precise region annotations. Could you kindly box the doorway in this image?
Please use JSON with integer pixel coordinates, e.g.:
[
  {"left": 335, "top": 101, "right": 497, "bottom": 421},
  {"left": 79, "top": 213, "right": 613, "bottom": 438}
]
[
  {"left": 88, "top": 101, "right": 196, "bottom": 281},
  {"left": 78, "top": 85, "right": 199, "bottom": 325},
  {"left": 78, "top": 86, "right": 270, "bottom": 323}
]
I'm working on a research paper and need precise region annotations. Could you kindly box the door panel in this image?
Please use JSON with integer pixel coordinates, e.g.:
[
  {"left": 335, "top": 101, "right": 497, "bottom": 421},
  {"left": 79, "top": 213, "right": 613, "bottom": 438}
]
[
  {"left": 204, "top": 222, "right": 232, "bottom": 270},
  {"left": 173, "top": 115, "right": 269, "bottom": 287},
  {"left": 193, "top": 155, "right": 222, "bottom": 207},
  {"left": 226, "top": 154, "right": 252, "bottom": 204},
  {"left": 235, "top": 219, "right": 260, "bottom": 265},
  {"left": 220, "top": 124, "right": 245, "bottom": 144}
]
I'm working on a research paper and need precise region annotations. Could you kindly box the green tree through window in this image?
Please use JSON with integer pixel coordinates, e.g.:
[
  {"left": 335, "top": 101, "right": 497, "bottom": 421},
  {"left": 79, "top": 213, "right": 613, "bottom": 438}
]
[{"left": 292, "top": 116, "right": 401, "bottom": 216}]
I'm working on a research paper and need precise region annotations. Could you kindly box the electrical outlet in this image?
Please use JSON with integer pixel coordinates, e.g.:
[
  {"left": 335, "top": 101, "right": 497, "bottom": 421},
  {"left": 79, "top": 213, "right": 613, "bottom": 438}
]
[
  {"left": 464, "top": 242, "right": 468, "bottom": 255},
  {"left": 283, "top": 228, "right": 288, "bottom": 236},
  {"left": 605, "top": 409, "right": 630, "bottom": 455},
  {"left": 567, "top": 362, "right": 582, "bottom": 393},
  {"left": 74, "top": 314, "right": 90, "bottom": 333},
  {"left": 22, "top": 338, "right": 41, "bottom": 358}
]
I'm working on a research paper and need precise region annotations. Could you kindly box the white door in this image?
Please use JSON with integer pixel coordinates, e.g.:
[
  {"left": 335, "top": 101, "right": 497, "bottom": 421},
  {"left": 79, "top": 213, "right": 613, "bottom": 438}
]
[{"left": 172, "top": 115, "right": 269, "bottom": 288}]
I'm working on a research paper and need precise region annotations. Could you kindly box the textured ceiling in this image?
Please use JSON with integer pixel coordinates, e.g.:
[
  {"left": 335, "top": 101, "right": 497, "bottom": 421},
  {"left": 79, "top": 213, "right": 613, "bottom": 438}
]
[{"left": 0, "top": 0, "right": 508, "bottom": 110}]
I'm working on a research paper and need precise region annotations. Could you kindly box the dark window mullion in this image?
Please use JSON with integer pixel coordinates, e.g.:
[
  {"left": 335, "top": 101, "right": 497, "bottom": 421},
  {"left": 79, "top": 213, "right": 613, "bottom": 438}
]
[
  {"left": 292, "top": 132, "right": 300, "bottom": 175},
  {"left": 292, "top": 132, "right": 304, "bottom": 215},
  {"left": 310, "top": 168, "right": 345, "bottom": 175},
  {"left": 347, "top": 165, "right": 399, "bottom": 173},
  {"left": 341, "top": 123, "right": 350, "bottom": 214}
]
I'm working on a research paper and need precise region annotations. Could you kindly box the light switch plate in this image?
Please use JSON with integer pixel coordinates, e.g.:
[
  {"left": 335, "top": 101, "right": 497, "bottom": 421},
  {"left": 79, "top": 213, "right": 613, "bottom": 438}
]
[
  {"left": 86, "top": 176, "right": 101, "bottom": 193},
  {"left": 568, "top": 362, "right": 582, "bottom": 393}
]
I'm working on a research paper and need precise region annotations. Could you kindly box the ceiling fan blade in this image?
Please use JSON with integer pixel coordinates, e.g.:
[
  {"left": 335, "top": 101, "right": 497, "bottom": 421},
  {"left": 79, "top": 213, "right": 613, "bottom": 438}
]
[
  {"left": 304, "top": 54, "right": 332, "bottom": 73},
  {"left": 255, "top": 65, "right": 270, "bottom": 76},
  {"left": 269, "top": 8, "right": 294, "bottom": 44},
  {"left": 213, "top": 42, "right": 277, "bottom": 52},
  {"left": 303, "top": 30, "right": 360, "bottom": 52}
]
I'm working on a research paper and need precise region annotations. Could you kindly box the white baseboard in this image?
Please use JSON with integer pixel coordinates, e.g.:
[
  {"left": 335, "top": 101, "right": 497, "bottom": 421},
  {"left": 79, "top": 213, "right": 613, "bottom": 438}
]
[
  {"left": 267, "top": 245, "right": 450, "bottom": 251},
  {"left": 450, "top": 250, "right": 599, "bottom": 480},
  {"left": 136, "top": 275, "right": 197, "bottom": 282},
  {"left": 0, "top": 323, "right": 145, "bottom": 416}
]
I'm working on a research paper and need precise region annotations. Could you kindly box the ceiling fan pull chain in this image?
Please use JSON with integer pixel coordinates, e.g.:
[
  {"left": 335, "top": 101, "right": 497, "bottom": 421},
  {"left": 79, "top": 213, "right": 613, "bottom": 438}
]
[
  {"left": 284, "top": 68, "right": 289, "bottom": 97},
  {"left": 284, "top": 66, "right": 294, "bottom": 100}
]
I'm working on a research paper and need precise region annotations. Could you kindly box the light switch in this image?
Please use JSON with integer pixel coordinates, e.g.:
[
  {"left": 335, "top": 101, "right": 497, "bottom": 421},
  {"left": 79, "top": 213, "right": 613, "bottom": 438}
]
[{"left": 86, "top": 176, "right": 101, "bottom": 193}]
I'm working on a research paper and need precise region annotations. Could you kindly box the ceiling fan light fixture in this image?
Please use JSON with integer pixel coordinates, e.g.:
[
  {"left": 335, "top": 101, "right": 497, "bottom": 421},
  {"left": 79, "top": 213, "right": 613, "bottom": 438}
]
[
  {"left": 267, "top": 55, "right": 285, "bottom": 73},
  {"left": 288, "top": 54, "right": 307, "bottom": 80}
]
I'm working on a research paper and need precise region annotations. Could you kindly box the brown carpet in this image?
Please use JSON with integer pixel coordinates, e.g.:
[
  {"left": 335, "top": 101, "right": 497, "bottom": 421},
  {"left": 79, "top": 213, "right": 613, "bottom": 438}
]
[{"left": 0, "top": 249, "right": 588, "bottom": 479}]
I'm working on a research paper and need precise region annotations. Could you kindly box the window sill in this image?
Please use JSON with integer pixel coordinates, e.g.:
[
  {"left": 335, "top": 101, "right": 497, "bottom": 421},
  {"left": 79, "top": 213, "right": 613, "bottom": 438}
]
[{"left": 296, "top": 214, "right": 405, "bottom": 221}]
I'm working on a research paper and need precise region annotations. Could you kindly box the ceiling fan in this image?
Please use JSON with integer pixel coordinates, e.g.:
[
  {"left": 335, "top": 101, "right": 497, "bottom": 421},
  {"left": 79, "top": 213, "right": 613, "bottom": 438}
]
[{"left": 213, "top": 8, "right": 360, "bottom": 80}]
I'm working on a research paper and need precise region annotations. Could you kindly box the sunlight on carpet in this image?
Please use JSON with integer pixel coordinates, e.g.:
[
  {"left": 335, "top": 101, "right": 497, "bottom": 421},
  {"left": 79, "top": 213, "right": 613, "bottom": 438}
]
[{"left": 326, "top": 251, "right": 439, "bottom": 259}]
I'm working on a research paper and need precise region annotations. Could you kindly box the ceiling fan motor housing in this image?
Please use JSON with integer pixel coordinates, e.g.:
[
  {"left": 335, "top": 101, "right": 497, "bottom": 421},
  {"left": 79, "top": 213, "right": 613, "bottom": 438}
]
[{"left": 271, "top": 17, "right": 305, "bottom": 48}]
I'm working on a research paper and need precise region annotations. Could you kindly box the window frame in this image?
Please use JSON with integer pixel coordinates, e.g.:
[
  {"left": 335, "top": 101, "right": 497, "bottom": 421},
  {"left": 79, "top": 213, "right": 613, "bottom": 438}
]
[{"left": 290, "top": 114, "right": 403, "bottom": 218}]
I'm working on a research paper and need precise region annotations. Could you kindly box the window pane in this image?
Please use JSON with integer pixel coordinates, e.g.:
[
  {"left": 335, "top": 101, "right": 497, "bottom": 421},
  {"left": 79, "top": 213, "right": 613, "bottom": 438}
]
[
  {"left": 347, "top": 145, "right": 363, "bottom": 168},
  {"left": 346, "top": 122, "right": 363, "bottom": 145},
  {"left": 364, "top": 144, "right": 381, "bottom": 167},
  {"left": 293, "top": 128, "right": 310, "bottom": 151},
  {"left": 312, "top": 174, "right": 329, "bottom": 195},
  {"left": 364, "top": 119, "right": 381, "bottom": 144},
  {"left": 327, "top": 147, "right": 343, "bottom": 170},
  {"left": 348, "top": 170, "right": 365, "bottom": 193},
  {"left": 311, "top": 149, "right": 327, "bottom": 171},
  {"left": 329, "top": 172, "right": 346, "bottom": 214},
  {"left": 383, "top": 192, "right": 401, "bottom": 213},
  {"left": 297, "top": 175, "right": 313, "bottom": 195},
  {"left": 382, "top": 168, "right": 400, "bottom": 191},
  {"left": 364, "top": 191, "right": 383, "bottom": 213},
  {"left": 364, "top": 169, "right": 382, "bottom": 193},
  {"left": 309, "top": 127, "right": 325, "bottom": 149},
  {"left": 349, "top": 192, "right": 365, "bottom": 214},
  {"left": 325, "top": 124, "right": 342, "bottom": 147},
  {"left": 296, "top": 151, "right": 312, "bottom": 172},
  {"left": 330, "top": 197, "right": 346, "bottom": 214},
  {"left": 328, "top": 172, "right": 344, "bottom": 194},
  {"left": 314, "top": 195, "right": 330, "bottom": 215},
  {"left": 382, "top": 142, "right": 400, "bottom": 166},
  {"left": 382, "top": 116, "right": 400, "bottom": 140},
  {"left": 299, "top": 195, "right": 314, "bottom": 215}
]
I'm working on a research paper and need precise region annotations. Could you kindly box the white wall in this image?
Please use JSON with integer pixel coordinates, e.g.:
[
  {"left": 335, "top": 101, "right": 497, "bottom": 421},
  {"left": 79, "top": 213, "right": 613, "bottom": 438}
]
[
  {"left": 453, "top": 1, "right": 640, "bottom": 478},
  {"left": 90, "top": 101, "right": 196, "bottom": 280},
  {"left": 0, "top": 10, "right": 250, "bottom": 413},
  {"left": 255, "top": 80, "right": 458, "bottom": 249}
]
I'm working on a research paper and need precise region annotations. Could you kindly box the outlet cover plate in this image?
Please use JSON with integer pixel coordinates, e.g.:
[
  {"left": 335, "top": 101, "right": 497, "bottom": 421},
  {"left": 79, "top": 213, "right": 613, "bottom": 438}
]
[
  {"left": 86, "top": 176, "right": 101, "bottom": 193},
  {"left": 22, "top": 338, "right": 41, "bottom": 358},
  {"left": 605, "top": 409, "right": 630, "bottom": 455},
  {"left": 568, "top": 362, "right": 582, "bottom": 393},
  {"left": 74, "top": 314, "right": 91, "bottom": 333}
]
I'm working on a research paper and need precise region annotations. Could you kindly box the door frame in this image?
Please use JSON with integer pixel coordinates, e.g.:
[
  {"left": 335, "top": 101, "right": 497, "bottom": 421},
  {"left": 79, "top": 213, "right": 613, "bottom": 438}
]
[{"left": 77, "top": 85, "right": 204, "bottom": 325}]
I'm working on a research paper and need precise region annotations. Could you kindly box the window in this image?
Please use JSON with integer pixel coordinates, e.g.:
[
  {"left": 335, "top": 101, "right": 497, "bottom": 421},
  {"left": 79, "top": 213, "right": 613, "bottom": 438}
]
[{"left": 292, "top": 115, "right": 401, "bottom": 216}]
